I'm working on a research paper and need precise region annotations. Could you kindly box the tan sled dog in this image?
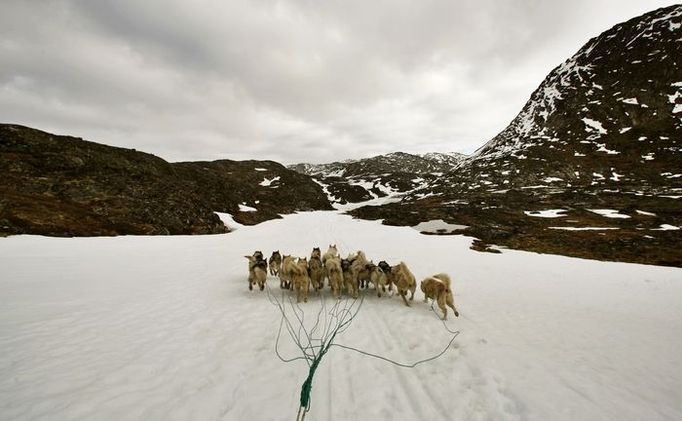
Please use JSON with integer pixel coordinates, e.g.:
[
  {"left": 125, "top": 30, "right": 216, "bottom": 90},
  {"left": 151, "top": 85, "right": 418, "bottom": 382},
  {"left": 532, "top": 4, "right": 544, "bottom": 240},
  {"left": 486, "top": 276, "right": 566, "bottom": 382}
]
[
  {"left": 291, "top": 257, "right": 310, "bottom": 303},
  {"left": 392, "top": 261, "right": 416, "bottom": 306},
  {"left": 367, "top": 262, "right": 389, "bottom": 297},
  {"left": 421, "top": 273, "right": 459, "bottom": 319},
  {"left": 279, "top": 255, "right": 295, "bottom": 289},
  {"left": 244, "top": 255, "right": 267, "bottom": 291},
  {"left": 350, "top": 251, "right": 371, "bottom": 289},
  {"left": 322, "top": 244, "right": 339, "bottom": 264},
  {"left": 325, "top": 256, "right": 343, "bottom": 298}
]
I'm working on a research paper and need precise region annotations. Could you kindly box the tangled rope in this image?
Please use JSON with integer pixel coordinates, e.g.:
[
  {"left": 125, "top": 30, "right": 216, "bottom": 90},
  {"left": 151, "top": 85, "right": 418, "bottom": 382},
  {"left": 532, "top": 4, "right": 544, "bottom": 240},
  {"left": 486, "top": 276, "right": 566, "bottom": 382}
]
[{"left": 265, "top": 283, "right": 460, "bottom": 420}]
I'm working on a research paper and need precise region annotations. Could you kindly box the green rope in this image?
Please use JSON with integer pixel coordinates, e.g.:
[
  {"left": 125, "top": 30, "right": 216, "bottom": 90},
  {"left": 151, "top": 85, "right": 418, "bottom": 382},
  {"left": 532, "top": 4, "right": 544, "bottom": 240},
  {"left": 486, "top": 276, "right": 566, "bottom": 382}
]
[
  {"left": 265, "top": 282, "right": 459, "bottom": 418},
  {"left": 300, "top": 344, "right": 324, "bottom": 409},
  {"left": 330, "top": 331, "right": 459, "bottom": 368}
]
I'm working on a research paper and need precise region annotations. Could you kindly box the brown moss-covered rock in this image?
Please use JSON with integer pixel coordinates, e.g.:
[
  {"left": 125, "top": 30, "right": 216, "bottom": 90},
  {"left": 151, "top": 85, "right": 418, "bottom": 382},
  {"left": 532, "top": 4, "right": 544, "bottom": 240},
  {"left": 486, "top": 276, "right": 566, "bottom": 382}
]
[{"left": 0, "top": 124, "right": 331, "bottom": 236}]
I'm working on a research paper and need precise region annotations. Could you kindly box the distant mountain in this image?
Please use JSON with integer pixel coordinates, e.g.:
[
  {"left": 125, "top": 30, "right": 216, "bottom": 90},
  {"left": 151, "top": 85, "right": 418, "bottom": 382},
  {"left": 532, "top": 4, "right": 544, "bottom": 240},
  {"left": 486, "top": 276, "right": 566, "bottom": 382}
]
[
  {"left": 290, "top": 151, "right": 467, "bottom": 204},
  {"left": 292, "top": 152, "right": 466, "bottom": 177},
  {"left": 352, "top": 5, "right": 682, "bottom": 266},
  {"left": 0, "top": 124, "right": 331, "bottom": 236}
]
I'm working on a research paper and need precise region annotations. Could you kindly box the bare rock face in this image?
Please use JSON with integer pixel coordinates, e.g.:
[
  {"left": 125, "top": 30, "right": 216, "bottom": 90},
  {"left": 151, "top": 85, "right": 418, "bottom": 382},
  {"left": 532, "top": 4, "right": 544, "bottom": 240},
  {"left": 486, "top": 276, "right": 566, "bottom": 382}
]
[
  {"left": 351, "top": 5, "right": 682, "bottom": 267},
  {"left": 0, "top": 125, "right": 332, "bottom": 236}
]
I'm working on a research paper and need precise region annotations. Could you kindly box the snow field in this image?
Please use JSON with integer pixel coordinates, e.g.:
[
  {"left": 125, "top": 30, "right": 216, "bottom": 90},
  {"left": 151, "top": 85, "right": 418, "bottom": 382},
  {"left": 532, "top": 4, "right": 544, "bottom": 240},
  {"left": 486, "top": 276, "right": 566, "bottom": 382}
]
[{"left": 1, "top": 211, "right": 682, "bottom": 420}]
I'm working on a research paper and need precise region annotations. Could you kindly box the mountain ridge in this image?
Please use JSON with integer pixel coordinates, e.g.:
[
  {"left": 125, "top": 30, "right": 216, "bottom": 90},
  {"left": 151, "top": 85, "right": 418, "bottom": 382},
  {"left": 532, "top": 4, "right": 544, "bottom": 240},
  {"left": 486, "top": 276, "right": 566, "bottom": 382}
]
[
  {"left": 289, "top": 151, "right": 467, "bottom": 204},
  {"left": 351, "top": 4, "right": 682, "bottom": 266}
]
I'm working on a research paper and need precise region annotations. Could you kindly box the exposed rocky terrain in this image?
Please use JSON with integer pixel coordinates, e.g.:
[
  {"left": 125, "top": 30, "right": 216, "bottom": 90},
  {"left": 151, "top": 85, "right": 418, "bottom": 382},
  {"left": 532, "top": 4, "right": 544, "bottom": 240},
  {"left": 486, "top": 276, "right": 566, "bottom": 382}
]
[
  {"left": 290, "top": 151, "right": 466, "bottom": 204},
  {"left": 0, "top": 124, "right": 331, "bottom": 236},
  {"left": 351, "top": 5, "right": 682, "bottom": 267},
  {"left": 2, "top": 6, "right": 679, "bottom": 267}
]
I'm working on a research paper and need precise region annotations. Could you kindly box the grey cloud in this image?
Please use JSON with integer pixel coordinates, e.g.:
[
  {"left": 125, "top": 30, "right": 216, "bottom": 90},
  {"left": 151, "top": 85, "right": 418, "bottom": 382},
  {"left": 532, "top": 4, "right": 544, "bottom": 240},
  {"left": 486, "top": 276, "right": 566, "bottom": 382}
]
[{"left": 1, "top": 0, "right": 679, "bottom": 164}]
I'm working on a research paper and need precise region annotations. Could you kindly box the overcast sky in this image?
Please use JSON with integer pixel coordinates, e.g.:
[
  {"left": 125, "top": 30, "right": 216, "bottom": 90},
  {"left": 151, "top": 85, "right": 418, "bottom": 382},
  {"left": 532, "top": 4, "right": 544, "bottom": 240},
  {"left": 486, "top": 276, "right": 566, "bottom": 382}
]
[{"left": 1, "top": 1, "right": 678, "bottom": 164}]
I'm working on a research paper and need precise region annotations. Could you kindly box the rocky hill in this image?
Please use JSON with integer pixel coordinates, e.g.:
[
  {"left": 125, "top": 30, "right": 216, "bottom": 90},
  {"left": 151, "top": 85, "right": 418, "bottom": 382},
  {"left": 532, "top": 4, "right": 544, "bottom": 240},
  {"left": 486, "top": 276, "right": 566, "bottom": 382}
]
[
  {"left": 0, "top": 124, "right": 332, "bottom": 236},
  {"left": 290, "top": 152, "right": 466, "bottom": 204},
  {"left": 352, "top": 5, "right": 682, "bottom": 266}
]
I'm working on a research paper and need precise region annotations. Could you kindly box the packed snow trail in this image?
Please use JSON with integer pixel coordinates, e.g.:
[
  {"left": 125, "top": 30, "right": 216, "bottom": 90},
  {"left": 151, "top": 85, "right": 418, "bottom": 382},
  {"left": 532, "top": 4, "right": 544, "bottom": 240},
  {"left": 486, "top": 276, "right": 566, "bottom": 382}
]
[{"left": 1, "top": 211, "right": 681, "bottom": 420}]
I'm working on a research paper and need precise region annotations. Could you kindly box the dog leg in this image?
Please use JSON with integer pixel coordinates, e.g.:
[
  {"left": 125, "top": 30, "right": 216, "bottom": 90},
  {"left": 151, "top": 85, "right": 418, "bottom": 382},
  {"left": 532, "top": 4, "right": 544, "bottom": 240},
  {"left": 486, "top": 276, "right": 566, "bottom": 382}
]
[
  {"left": 447, "top": 295, "right": 459, "bottom": 317},
  {"left": 438, "top": 295, "right": 448, "bottom": 320},
  {"left": 400, "top": 291, "right": 410, "bottom": 307}
]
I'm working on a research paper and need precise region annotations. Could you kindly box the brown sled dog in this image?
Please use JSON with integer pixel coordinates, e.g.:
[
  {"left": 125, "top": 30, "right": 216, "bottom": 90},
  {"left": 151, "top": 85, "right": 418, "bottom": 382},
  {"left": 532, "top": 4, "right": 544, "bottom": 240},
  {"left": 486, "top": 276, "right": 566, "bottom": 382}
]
[
  {"left": 421, "top": 273, "right": 459, "bottom": 319},
  {"left": 341, "top": 257, "right": 359, "bottom": 298},
  {"left": 309, "top": 248, "right": 326, "bottom": 290},
  {"left": 244, "top": 255, "right": 267, "bottom": 291},
  {"left": 392, "top": 261, "right": 416, "bottom": 306},
  {"left": 377, "top": 261, "right": 395, "bottom": 294},
  {"left": 253, "top": 251, "right": 267, "bottom": 270},
  {"left": 269, "top": 251, "right": 282, "bottom": 276}
]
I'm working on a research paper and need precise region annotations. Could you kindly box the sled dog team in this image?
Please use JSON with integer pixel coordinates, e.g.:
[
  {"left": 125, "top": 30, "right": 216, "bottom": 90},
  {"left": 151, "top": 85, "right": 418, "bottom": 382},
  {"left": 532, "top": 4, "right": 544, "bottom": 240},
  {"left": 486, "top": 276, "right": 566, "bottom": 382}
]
[{"left": 245, "top": 244, "right": 459, "bottom": 320}]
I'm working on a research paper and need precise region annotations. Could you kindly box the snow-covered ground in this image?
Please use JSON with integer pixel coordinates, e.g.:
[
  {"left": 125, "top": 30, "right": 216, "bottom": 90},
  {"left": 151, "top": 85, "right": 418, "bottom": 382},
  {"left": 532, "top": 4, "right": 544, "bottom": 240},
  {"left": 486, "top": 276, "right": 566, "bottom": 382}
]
[
  {"left": 1, "top": 211, "right": 681, "bottom": 421},
  {"left": 412, "top": 219, "right": 469, "bottom": 233},
  {"left": 524, "top": 209, "right": 568, "bottom": 218}
]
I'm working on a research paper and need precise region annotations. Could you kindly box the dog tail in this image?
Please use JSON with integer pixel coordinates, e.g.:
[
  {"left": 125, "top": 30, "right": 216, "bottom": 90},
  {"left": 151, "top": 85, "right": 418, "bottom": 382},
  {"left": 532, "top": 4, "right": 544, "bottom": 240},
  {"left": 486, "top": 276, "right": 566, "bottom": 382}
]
[
  {"left": 325, "top": 259, "right": 340, "bottom": 273},
  {"left": 398, "top": 261, "right": 415, "bottom": 278},
  {"left": 433, "top": 273, "right": 452, "bottom": 291}
]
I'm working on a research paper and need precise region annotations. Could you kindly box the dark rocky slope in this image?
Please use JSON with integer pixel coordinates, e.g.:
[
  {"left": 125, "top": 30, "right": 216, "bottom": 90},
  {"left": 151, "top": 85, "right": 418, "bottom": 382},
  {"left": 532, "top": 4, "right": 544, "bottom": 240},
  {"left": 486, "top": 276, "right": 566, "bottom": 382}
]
[
  {"left": 0, "top": 124, "right": 331, "bottom": 236},
  {"left": 352, "top": 5, "right": 682, "bottom": 266}
]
